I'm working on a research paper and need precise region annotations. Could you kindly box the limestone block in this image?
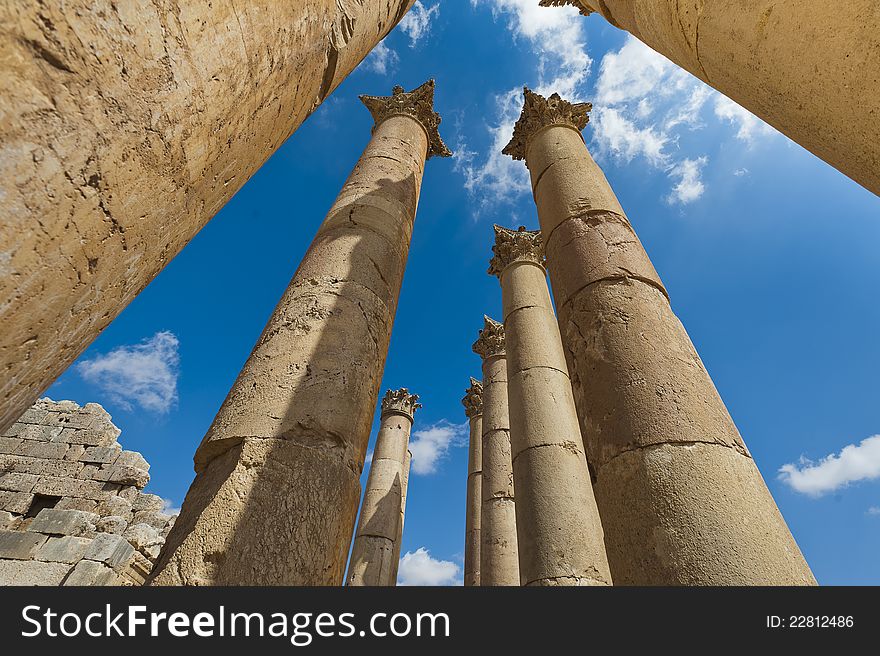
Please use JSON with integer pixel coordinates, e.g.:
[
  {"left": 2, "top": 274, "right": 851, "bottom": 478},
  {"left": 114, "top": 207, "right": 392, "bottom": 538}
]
[
  {"left": 55, "top": 497, "right": 99, "bottom": 513},
  {"left": 0, "top": 529, "right": 48, "bottom": 559},
  {"left": 131, "top": 511, "right": 171, "bottom": 531},
  {"left": 27, "top": 508, "right": 98, "bottom": 536},
  {"left": 32, "top": 476, "right": 109, "bottom": 500},
  {"left": 123, "top": 523, "right": 162, "bottom": 552},
  {"left": 115, "top": 451, "right": 149, "bottom": 471},
  {"left": 84, "top": 533, "right": 135, "bottom": 569},
  {"left": 92, "top": 464, "right": 149, "bottom": 487},
  {"left": 0, "top": 559, "right": 71, "bottom": 586},
  {"left": 80, "top": 445, "right": 121, "bottom": 464},
  {"left": 116, "top": 485, "right": 140, "bottom": 502},
  {"left": 18, "top": 408, "right": 49, "bottom": 425},
  {"left": 54, "top": 428, "right": 116, "bottom": 447},
  {"left": 4, "top": 455, "right": 81, "bottom": 478},
  {"left": 1, "top": 423, "right": 23, "bottom": 437},
  {"left": 15, "top": 440, "right": 68, "bottom": 460},
  {"left": 78, "top": 465, "right": 100, "bottom": 479},
  {"left": 64, "top": 445, "right": 85, "bottom": 461},
  {"left": 0, "top": 437, "right": 23, "bottom": 455},
  {"left": 96, "top": 516, "right": 128, "bottom": 535},
  {"left": 16, "top": 424, "right": 63, "bottom": 442},
  {"left": 0, "top": 491, "right": 33, "bottom": 514},
  {"left": 35, "top": 536, "right": 93, "bottom": 564},
  {"left": 96, "top": 496, "right": 133, "bottom": 519},
  {"left": 132, "top": 493, "right": 165, "bottom": 513},
  {"left": 0, "top": 471, "right": 38, "bottom": 492},
  {"left": 63, "top": 559, "right": 117, "bottom": 586}
]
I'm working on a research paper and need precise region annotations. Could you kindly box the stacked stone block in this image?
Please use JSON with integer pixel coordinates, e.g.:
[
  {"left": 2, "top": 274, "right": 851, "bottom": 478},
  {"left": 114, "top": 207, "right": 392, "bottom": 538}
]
[{"left": 0, "top": 398, "right": 176, "bottom": 586}]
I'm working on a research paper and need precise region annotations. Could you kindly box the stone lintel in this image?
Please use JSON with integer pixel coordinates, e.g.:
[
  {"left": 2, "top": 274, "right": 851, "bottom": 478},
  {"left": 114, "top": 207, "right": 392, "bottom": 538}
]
[
  {"left": 472, "top": 316, "right": 505, "bottom": 360},
  {"left": 360, "top": 79, "right": 452, "bottom": 159},
  {"left": 538, "top": 0, "right": 594, "bottom": 17},
  {"left": 461, "top": 377, "right": 484, "bottom": 418},
  {"left": 502, "top": 87, "right": 592, "bottom": 161},
  {"left": 380, "top": 388, "right": 421, "bottom": 420},
  {"left": 488, "top": 225, "right": 545, "bottom": 278}
]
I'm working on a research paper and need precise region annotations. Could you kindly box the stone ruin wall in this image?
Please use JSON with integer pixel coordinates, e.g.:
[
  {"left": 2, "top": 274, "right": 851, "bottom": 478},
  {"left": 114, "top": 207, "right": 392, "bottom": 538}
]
[{"left": 0, "top": 399, "right": 176, "bottom": 585}]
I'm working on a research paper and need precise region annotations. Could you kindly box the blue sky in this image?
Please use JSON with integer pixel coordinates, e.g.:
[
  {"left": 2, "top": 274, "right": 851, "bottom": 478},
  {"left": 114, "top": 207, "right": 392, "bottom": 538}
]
[{"left": 46, "top": 1, "right": 880, "bottom": 585}]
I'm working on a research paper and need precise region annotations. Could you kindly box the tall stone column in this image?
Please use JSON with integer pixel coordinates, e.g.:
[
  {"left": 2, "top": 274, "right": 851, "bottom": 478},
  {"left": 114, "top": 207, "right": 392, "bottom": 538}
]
[
  {"left": 539, "top": 0, "right": 880, "bottom": 197},
  {"left": 348, "top": 389, "right": 420, "bottom": 587},
  {"left": 503, "top": 88, "right": 815, "bottom": 585},
  {"left": 461, "top": 377, "right": 483, "bottom": 586},
  {"left": 0, "top": 0, "right": 419, "bottom": 434},
  {"left": 489, "top": 226, "right": 611, "bottom": 587},
  {"left": 390, "top": 448, "right": 413, "bottom": 582},
  {"left": 472, "top": 317, "right": 520, "bottom": 586},
  {"left": 149, "top": 81, "right": 450, "bottom": 585}
]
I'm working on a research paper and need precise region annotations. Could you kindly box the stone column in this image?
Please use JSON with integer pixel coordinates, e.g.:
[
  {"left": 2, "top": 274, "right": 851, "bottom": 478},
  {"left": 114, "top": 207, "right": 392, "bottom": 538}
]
[
  {"left": 489, "top": 226, "right": 611, "bottom": 587},
  {"left": 348, "top": 389, "right": 420, "bottom": 587},
  {"left": 472, "top": 317, "right": 520, "bottom": 586},
  {"left": 149, "top": 81, "right": 450, "bottom": 585},
  {"left": 503, "top": 88, "right": 815, "bottom": 585},
  {"left": 461, "top": 377, "right": 483, "bottom": 586},
  {"left": 539, "top": 0, "right": 880, "bottom": 197},
  {"left": 390, "top": 448, "right": 413, "bottom": 583},
  {"left": 0, "top": 0, "right": 419, "bottom": 434}
]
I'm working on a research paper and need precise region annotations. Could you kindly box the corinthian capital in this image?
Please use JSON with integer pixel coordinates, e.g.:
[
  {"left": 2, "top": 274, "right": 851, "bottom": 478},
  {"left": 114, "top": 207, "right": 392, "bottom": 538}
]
[
  {"left": 488, "top": 225, "right": 545, "bottom": 278},
  {"left": 538, "top": 0, "right": 594, "bottom": 16},
  {"left": 381, "top": 388, "right": 422, "bottom": 419},
  {"left": 502, "top": 87, "right": 592, "bottom": 161},
  {"left": 472, "top": 316, "right": 505, "bottom": 359},
  {"left": 360, "top": 79, "right": 452, "bottom": 159},
  {"left": 461, "top": 377, "right": 484, "bottom": 418}
]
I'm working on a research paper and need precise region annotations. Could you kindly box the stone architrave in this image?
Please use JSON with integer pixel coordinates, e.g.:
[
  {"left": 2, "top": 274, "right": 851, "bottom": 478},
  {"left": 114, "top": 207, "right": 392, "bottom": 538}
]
[
  {"left": 149, "top": 81, "right": 450, "bottom": 585},
  {"left": 0, "top": 1, "right": 420, "bottom": 434},
  {"left": 472, "top": 317, "right": 520, "bottom": 586},
  {"left": 539, "top": 0, "right": 880, "bottom": 197},
  {"left": 489, "top": 225, "right": 611, "bottom": 586},
  {"left": 502, "top": 88, "right": 815, "bottom": 585},
  {"left": 461, "top": 377, "right": 483, "bottom": 587},
  {"left": 348, "top": 389, "right": 420, "bottom": 587}
]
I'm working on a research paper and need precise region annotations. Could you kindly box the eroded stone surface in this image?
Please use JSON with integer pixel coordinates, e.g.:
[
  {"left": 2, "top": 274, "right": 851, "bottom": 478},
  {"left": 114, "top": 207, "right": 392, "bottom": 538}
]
[
  {"left": 462, "top": 378, "right": 483, "bottom": 586},
  {"left": 0, "top": 0, "right": 420, "bottom": 435}
]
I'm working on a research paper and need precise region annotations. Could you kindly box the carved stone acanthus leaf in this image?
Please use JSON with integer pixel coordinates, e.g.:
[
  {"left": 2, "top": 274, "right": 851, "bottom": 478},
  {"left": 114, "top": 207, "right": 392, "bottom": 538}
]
[
  {"left": 502, "top": 87, "right": 592, "bottom": 161},
  {"left": 359, "top": 79, "right": 452, "bottom": 159},
  {"left": 538, "top": 0, "right": 594, "bottom": 17},
  {"left": 381, "top": 388, "right": 422, "bottom": 419},
  {"left": 461, "top": 377, "right": 484, "bottom": 418},
  {"left": 472, "top": 316, "right": 505, "bottom": 359},
  {"left": 488, "top": 225, "right": 545, "bottom": 278}
]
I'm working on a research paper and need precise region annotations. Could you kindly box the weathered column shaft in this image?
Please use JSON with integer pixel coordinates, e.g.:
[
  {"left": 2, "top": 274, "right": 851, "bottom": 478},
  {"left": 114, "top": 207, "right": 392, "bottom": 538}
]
[
  {"left": 541, "top": 0, "right": 880, "bottom": 196},
  {"left": 390, "top": 447, "right": 412, "bottom": 582},
  {"left": 462, "top": 377, "right": 483, "bottom": 586},
  {"left": 504, "top": 88, "right": 815, "bottom": 585},
  {"left": 148, "top": 82, "right": 449, "bottom": 585},
  {"left": 348, "top": 389, "right": 420, "bottom": 587},
  {"left": 0, "top": 0, "right": 418, "bottom": 434},
  {"left": 473, "top": 318, "right": 520, "bottom": 586},
  {"left": 490, "top": 227, "right": 611, "bottom": 586}
]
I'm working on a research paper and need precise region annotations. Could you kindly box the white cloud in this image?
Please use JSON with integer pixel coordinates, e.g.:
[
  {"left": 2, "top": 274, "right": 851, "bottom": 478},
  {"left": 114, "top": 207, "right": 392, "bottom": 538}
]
[
  {"left": 666, "top": 157, "right": 708, "bottom": 204},
  {"left": 360, "top": 40, "right": 399, "bottom": 75},
  {"left": 161, "top": 498, "right": 181, "bottom": 516},
  {"left": 867, "top": 506, "right": 880, "bottom": 516},
  {"left": 397, "top": 548, "right": 462, "bottom": 586},
  {"left": 76, "top": 331, "right": 180, "bottom": 414},
  {"left": 733, "top": 167, "right": 750, "bottom": 177},
  {"left": 778, "top": 435, "right": 880, "bottom": 497},
  {"left": 409, "top": 420, "right": 467, "bottom": 475},
  {"left": 591, "top": 107, "right": 668, "bottom": 166},
  {"left": 714, "top": 94, "right": 776, "bottom": 143},
  {"left": 398, "top": 1, "right": 440, "bottom": 47}
]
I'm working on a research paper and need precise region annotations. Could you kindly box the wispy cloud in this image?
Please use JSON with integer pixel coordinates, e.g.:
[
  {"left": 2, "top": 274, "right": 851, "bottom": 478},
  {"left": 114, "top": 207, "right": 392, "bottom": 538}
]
[
  {"left": 666, "top": 157, "right": 708, "bottom": 205},
  {"left": 867, "top": 506, "right": 880, "bottom": 516},
  {"left": 360, "top": 40, "right": 399, "bottom": 75},
  {"left": 409, "top": 420, "right": 467, "bottom": 475},
  {"left": 76, "top": 331, "right": 180, "bottom": 414},
  {"left": 714, "top": 94, "right": 776, "bottom": 144},
  {"left": 399, "top": 1, "right": 440, "bottom": 47},
  {"left": 778, "top": 435, "right": 880, "bottom": 497},
  {"left": 398, "top": 548, "right": 462, "bottom": 586},
  {"left": 161, "top": 498, "right": 181, "bottom": 517}
]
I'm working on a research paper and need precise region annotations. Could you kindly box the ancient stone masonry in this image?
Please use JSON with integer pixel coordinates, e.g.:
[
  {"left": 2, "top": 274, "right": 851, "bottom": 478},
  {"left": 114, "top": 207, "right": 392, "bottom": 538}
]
[
  {"left": 539, "top": 0, "right": 880, "bottom": 197},
  {"left": 0, "top": 399, "right": 176, "bottom": 586},
  {"left": 461, "top": 377, "right": 483, "bottom": 587},
  {"left": 149, "top": 80, "right": 449, "bottom": 586},
  {"left": 348, "top": 388, "right": 420, "bottom": 586},
  {"left": 504, "top": 87, "right": 816, "bottom": 585},
  {"left": 489, "top": 226, "right": 611, "bottom": 586},
  {"left": 0, "top": 0, "right": 420, "bottom": 436},
  {"left": 472, "top": 317, "right": 520, "bottom": 586}
]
